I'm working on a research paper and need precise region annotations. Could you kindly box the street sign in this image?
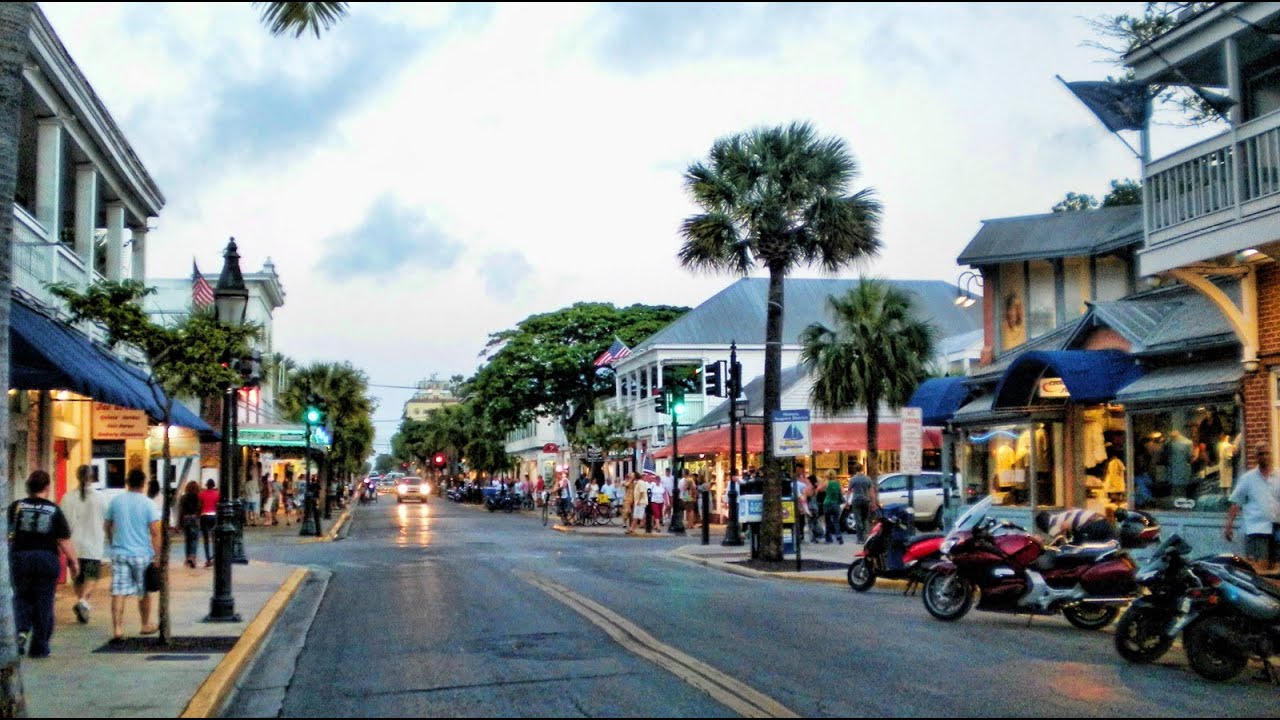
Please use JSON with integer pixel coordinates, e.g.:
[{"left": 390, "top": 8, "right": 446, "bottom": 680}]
[
  {"left": 771, "top": 409, "right": 811, "bottom": 457},
  {"left": 586, "top": 446, "right": 603, "bottom": 463},
  {"left": 901, "top": 406, "right": 923, "bottom": 475}
]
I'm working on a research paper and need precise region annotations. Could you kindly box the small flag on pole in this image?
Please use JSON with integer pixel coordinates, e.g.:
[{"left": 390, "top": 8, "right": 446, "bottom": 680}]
[
  {"left": 642, "top": 453, "right": 658, "bottom": 478},
  {"left": 593, "top": 337, "right": 631, "bottom": 367},
  {"left": 1058, "top": 78, "right": 1151, "bottom": 133},
  {"left": 192, "top": 260, "right": 214, "bottom": 308}
]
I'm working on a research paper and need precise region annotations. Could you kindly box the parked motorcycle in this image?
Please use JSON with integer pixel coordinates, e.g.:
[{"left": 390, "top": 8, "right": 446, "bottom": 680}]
[
  {"left": 486, "top": 491, "right": 518, "bottom": 513},
  {"left": 847, "top": 504, "right": 945, "bottom": 594},
  {"left": 1113, "top": 535, "right": 1252, "bottom": 663},
  {"left": 1180, "top": 559, "right": 1280, "bottom": 682},
  {"left": 922, "top": 497, "right": 1160, "bottom": 629}
]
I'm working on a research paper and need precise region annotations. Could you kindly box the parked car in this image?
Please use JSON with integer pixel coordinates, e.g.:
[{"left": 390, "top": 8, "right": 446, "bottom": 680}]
[
  {"left": 876, "top": 472, "right": 969, "bottom": 529},
  {"left": 396, "top": 477, "right": 429, "bottom": 503}
]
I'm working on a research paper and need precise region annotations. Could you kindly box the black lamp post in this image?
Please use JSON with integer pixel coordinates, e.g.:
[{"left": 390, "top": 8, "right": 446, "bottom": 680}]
[{"left": 207, "top": 237, "right": 248, "bottom": 623}]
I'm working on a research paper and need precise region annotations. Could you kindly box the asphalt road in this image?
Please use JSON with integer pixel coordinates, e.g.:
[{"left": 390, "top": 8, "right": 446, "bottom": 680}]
[{"left": 228, "top": 498, "right": 1280, "bottom": 718}]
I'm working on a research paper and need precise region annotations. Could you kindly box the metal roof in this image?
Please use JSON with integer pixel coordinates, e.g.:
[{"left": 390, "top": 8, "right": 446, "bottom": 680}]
[
  {"left": 968, "top": 319, "right": 1084, "bottom": 383},
  {"left": 1115, "top": 359, "right": 1243, "bottom": 406},
  {"left": 691, "top": 364, "right": 809, "bottom": 431},
  {"left": 957, "top": 205, "right": 1142, "bottom": 266},
  {"left": 636, "top": 278, "right": 982, "bottom": 351},
  {"left": 1087, "top": 278, "right": 1240, "bottom": 355}
]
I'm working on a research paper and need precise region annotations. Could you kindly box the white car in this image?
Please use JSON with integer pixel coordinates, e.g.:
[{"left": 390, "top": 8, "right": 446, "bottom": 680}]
[
  {"left": 396, "top": 477, "right": 429, "bottom": 503},
  {"left": 876, "top": 472, "right": 966, "bottom": 529}
]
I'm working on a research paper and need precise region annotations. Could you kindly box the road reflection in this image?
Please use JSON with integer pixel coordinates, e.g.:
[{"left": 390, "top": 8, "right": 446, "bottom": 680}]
[{"left": 395, "top": 502, "right": 432, "bottom": 546}]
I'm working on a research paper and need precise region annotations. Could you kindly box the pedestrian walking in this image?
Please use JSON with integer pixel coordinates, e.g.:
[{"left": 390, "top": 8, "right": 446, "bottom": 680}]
[
  {"left": 10, "top": 470, "right": 78, "bottom": 658},
  {"left": 662, "top": 469, "right": 677, "bottom": 525},
  {"left": 649, "top": 473, "right": 667, "bottom": 531},
  {"left": 244, "top": 473, "right": 261, "bottom": 527},
  {"left": 1225, "top": 443, "right": 1280, "bottom": 572},
  {"left": 848, "top": 463, "right": 873, "bottom": 543},
  {"left": 634, "top": 473, "right": 651, "bottom": 532},
  {"left": 822, "top": 471, "right": 844, "bottom": 545},
  {"left": 198, "top": 479, "right": 219, "bottom": 567},
  {"left": 59, "top": 465, "right": 105, "bottom": 625},
  {"left": 146, "top": 479, "right": 163, "bottom": 521},
  {"left": 682, "top": 470, "right": 699, "bottom": 529},
  {"left": 621, "top": 474, "right": 636, "bottom": 534},
  {"left": 105, "top": 469, "right": 161, "bottom": 641},
  {"left": 806, "top": 474, "right": 823, "bottom": 542},
  {"left": 178, "top": 481, "right": 202, "bottom": 568},
  {"left": 534, "top": 475, "right": 545, "bottom": 507}
]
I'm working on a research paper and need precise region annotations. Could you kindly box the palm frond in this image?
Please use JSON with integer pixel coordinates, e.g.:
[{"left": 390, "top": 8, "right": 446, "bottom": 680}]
[
  {"left": 255, "top": 1, "right": 349, "bottom": 38},
  {"left": 677, "top": 213, "right": 750, "bottom": 275}
]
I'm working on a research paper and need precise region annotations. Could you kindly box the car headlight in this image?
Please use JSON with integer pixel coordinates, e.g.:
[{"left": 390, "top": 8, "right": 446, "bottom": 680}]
[
  {"left": 397, "top": 485, "right": 407, "bottom": 494},
  {"left": 423, "top": 484, "right": 430, "bottom": 494}
]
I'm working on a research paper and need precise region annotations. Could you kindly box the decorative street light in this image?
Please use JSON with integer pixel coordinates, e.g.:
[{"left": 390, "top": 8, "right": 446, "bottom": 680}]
[{"left": 208, "top": 237, "right": 248, "bottom": 623}]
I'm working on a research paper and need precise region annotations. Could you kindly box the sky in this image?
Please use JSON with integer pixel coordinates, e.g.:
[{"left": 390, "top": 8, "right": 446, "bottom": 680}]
[{"left": 40, "top": 2, "right": 1205, "bottom": 454}]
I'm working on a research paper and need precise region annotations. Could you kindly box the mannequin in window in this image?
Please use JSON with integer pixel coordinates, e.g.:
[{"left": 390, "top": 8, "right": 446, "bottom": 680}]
[
  {"left": 1163, "top": 429, "right": 1195, "bottom": 500},
  {"left": 1217, "top": 431, "right": 1239, "bottom": 491}
]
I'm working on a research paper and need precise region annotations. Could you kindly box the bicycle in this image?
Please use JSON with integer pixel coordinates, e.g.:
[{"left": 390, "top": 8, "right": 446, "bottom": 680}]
[{"left": 541, "top": 491, "right": 551, "bottom": 526}]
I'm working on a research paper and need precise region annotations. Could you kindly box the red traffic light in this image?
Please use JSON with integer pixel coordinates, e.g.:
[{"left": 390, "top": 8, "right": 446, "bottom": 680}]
[
  {"left": 402, "top": 463, "right": 408, "bottom": 469},
  {"left": 433, "top": 454, "right": 446, "bottom": 467}
]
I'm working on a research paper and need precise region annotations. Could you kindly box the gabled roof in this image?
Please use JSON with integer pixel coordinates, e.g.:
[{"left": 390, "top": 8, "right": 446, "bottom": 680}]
[
  {"left": 1084, "top": 278, "right": 1239, "bottom": 355},
  {"left": 636, "top": 278, "right": 982, "bottom": 351},
  {"left": 957, "top": 205, "right": 1142, "bottom": 266}
]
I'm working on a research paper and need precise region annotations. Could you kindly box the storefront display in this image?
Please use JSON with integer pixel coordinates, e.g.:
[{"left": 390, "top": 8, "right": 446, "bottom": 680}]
[{"left": 1131, "top": 402, "right": 1240, "bottom": 513}]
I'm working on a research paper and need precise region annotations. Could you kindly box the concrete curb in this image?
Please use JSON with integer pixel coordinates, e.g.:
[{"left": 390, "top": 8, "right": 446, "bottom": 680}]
[
  {"left": 180, "top": 567, "right": 310, "bottom": 718},
  {"left": 552, "top": 524, "right": 676, "bottom": 538},
  {"left": 670, "top": 547, "right": 855, "bottom": 586},
  {"left": 299, "top": 505, "right": 353, "bottom": 544}
]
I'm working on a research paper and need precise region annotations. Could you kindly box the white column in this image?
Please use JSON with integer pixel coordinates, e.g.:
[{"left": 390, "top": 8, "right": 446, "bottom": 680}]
[
  {"left": 74, "top": 164, "right": 97, "bottom": 282},
  {"left": 105, "top": 202, "right": 124, "bottom": 281},
  {"left": 35, "top": 118, "right": 62, "bottom": 239},
  {"left": 130, "top": 226, "right": 147, "bottom": 282},
  {"left": 1225, "top": 37, "right": 1242, "bottom": 127}
]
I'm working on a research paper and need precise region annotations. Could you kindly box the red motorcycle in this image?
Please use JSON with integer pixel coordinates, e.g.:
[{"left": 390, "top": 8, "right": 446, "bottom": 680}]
[
  {"left": 847, "top": 504, "right": 945, "bottom": 594},
  {"left": 922, "top": 497, "right": 1159, "bottom": 630}
]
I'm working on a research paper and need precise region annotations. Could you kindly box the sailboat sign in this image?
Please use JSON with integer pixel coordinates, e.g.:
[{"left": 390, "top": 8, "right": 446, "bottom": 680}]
[{"left": 771, "top": 409, "right": 811, "bottom": 457}]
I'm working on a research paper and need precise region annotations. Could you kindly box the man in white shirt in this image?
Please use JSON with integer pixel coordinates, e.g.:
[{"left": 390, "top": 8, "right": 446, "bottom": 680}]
[{"left": 1225, "top": 444, "right": 1280, "bottom": 571}]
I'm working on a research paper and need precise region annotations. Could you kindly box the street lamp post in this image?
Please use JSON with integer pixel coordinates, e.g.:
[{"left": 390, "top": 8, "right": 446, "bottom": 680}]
[
  {"left": 230, "top": 386, "right": 248, "bottom": 565},
  {"left": 208, "top": 237, "right": 248, "bottom": 623}
]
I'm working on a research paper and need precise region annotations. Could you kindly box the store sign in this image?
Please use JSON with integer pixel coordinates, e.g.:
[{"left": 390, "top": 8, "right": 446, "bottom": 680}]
[
  {"left": 771, "top": 409, "right": 811, "bottom": 457},
  {"left": 900, "top": 407, "right": 923, "bottom": 475},
  {"left": 586, "top": 446, "right": 603, "bottom": 463},
  {"left": 237, "top": 426, "right": 329, "bottom": 448},
  {"left": 542, "top": 443, "right": 559, "bottom": 453},
  {"left": 92, "top": 403, "right": 148, "bottom": 440},
  {"left": 1037, "top": 377, "right": 1070, "bottom": 399}
]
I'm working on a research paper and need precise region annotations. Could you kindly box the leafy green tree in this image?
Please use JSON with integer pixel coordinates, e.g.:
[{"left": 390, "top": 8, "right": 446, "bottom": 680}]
[
  {"left": 572, "top": 408, "right": 632, "bottom": 481},
  {"left": 1051, "top": 191, "right": 1098, "bottom": 213},
  {"left": 51, "top": 280, "right": 256, "bottom": 644},
  {"left": 276, "top": 362, "right": 375, "bottom": 515},
  {"left": 1101, "top": 179, "right": 1142, "bottom": 207},
  {"left": 374, "top": 453, "right": 397, "bottom": 475},
  {"left": 800, "top": 280, "right": 936, "bottom": 508},
  {"left": 467, "top": 303, "right": 687, "bottom": 436},
  {"left": 679, "top": 122, "right": 881, "bottom": 562}
]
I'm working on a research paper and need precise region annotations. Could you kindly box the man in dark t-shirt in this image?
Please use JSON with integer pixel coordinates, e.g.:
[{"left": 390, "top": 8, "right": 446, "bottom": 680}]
[{"left": 8, "top": 470, "right": 78, "bottom": 658}]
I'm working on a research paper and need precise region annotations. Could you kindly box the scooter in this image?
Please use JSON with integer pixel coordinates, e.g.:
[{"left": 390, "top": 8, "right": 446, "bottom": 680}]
[
  {"left": 922, "top": 497, "right": 1161, "bottom": 630},
  {"left": 847, "top": 504, "right": 945, "bottom": 594}
]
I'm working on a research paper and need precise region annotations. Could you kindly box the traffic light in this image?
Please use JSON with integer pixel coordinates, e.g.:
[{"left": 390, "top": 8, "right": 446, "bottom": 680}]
[
  {"left": 670, "top": 388, "right": 686, "bottom": 416},
  {"left": 730, "top": 361, "right": 743, "bottom": 399},
  {"left": 654, "top": 391, "right": 668, "bottom": 415},
  {"left": 703, "top": 361, "right": 725, "bottom": 397},
  {"left": 303, "top": 392, "right": 325, "bottom": 425},
  {"left": 433, "top": 453, "right": 447, "bottom": 468},
  {"left": 235, "top": 350, "right": 263, "bottom": 388}
]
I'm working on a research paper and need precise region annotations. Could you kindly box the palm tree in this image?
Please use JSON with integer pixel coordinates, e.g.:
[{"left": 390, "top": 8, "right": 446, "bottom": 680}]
[
  {"left": 800, "top": 279, "right": 936, "bottom": 510},
  {"left": 277, "top": 362, "right": 374, "bottom": 517},
  {"left": 255, "top": 2, "right": 350, "bottom": 38},
  {"left": 678, "top": 122, "right": 881, "bottom": 562}
]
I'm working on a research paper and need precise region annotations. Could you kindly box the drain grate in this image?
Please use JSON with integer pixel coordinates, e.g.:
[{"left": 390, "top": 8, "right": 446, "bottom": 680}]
[{"left": 93, "top": 636, "right": 239, "bottom": 654}]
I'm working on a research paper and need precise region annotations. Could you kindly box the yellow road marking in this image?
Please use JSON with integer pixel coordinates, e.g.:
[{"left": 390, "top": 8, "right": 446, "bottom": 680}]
[{"left": 518, "top": 571, "right": 798, "bottom": 718}]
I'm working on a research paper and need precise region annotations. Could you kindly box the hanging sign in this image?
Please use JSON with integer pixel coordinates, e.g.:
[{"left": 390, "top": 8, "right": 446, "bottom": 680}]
[
  {"left": 92, "top": 403, "right": 148, "bottom": 440},
  {"left": 771, "top": 409, "right": 811, "bottom": 457},
  {"left": 1038, "top": 377, "right": 1070, "bottom": 399},
  {"left": 542, "top": 443, "right": 559, "bottom": 453},
  {"left": 900, "top": 407, "right": 923, "bottom": 475}
]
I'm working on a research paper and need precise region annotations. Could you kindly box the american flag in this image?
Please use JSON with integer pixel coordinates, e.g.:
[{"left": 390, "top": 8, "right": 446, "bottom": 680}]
[
  {"left": 192, "top": 260, "right": 214, "bottom": 308},
  {"left": 593, "top": 337, "right": 631, "bottom": 367},
  {"left": 641, "top": 453, "right": 658, "bottom": 478}
]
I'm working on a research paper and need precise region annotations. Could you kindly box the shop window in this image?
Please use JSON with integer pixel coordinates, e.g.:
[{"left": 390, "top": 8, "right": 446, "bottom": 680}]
[
  {"left": 92, "top": 440, "right": 126, "bottom": 489},
  {"left": 965, "top": 424, "right": 1061, "bottom": 508},
  {"left": 1132, "top": 402, "right": 1239, "bottom": 513},
  {"left": 1095, "top": 255, "right": 1131, "bottom": 302},
  {"left": 1064, "top": 257, "right": 1091, "bottom": 317},
  {"left": 1079, "top": 406, "right": 1127, "bottom": 511},
  {"left": 999, "top": 263, "right": 1026, "bottom": 351},
  {"left": 1027, "top": 260, "right": 1057, "bottom": 339}
]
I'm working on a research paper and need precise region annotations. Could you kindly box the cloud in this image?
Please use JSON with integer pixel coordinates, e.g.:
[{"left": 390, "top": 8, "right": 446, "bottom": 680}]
[
  {"left": 480, "top": 250, "right": 534, "bottom": 300},
  {"left": 317, "top": 195, "right": 464, "bottom": 281}
]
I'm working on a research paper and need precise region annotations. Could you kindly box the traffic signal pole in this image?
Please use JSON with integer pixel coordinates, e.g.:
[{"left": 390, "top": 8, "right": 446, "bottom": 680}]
[
  {"left": 723, "top": 345, "right": 744, "bottom": 546},
  {"left": 668, "top": 389, "right": 686, "bottom": 535}
]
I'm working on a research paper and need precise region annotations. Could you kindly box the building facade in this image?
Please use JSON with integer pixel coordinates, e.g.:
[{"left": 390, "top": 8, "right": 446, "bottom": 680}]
[{"left": 402, "top": 378, "right": 460, "bottom": 421}]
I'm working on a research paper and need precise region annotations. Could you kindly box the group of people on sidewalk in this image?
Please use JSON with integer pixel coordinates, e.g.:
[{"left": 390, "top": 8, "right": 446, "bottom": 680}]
[
  {"left": 11, "top": 466, "right": 161, "bottom": 659},
  {"left": 615, "top": 468, "right": 706, "bottom": 535}
]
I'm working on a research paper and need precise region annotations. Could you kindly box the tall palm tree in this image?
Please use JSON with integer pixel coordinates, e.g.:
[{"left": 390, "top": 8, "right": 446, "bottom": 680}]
[
  {"left": 277, "top": 362, "right": 374, "bottom": 517},
  {"left": 800, "top": 280, "right": 936, "bottom": 509},
  {"left": 255, "top": 2, "right": 350, "bottom": 38},
  {"left": 679, "top": 122, "right": 881, "bottom": 562}
]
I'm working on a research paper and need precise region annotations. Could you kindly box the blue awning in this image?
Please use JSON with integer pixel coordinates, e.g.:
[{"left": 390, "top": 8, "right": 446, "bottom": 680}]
[
  {"left": 11, "top": 299, "right": 213, "bottom": 434},
  {"left": 907, "top": 377, "right": 972, "bottom": 426},
  {"left": 993, "top": 350, "right": 1143, "bottom": 408}
]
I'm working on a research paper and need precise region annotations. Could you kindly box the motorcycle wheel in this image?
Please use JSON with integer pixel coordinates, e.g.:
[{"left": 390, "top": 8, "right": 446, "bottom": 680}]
[
  {"left": 847, "top": 559, "right": 876, "bottom": 592},
  {"left": 1185, "top": 616, "right": 1248, "bottom": 682},
  {"left": 1114, "top": 605, "right": 1174, "bottom": 663},
  {"left": 1062, "top": 605, "right": 1119, "bottom": 630},
  {"left": 923, "top": 571, "right": 973, "bottom": 621}
]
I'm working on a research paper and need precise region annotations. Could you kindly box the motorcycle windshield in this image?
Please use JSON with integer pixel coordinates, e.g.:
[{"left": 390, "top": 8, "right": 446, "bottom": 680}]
[{"left": 945, "top": 496, "right": 993, "bottom": 542}]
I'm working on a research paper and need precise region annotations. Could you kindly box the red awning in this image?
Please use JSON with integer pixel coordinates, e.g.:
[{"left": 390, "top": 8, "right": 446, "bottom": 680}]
[{"left": 652, "top": 422, "right": 940, "bottom": 459}]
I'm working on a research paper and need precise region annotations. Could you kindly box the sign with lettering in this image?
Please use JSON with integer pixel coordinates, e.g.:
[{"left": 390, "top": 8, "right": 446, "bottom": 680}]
[
  {"left": 737, "top": 493, "right": 795, "bottom": 525},
  {"left": 92, "top": 403, "right": 148, "bottom": 440},
  {"left": 1037, "top": 377, "right": 1070, "bottom": 399},
  {"left": 900, "top": 407, "right": 923, "bottom": 475},
  {"left": 771, "top": 409, "right": 811, "bottom": 457}
]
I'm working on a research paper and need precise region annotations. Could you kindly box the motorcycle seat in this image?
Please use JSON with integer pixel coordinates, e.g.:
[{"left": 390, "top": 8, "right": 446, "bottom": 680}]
[
  {"left": 911, "top": 532, "right": 947, "bottom": 543},
  {"left": 1035, "top": 542, "right": 1119, "bottom": 571}
]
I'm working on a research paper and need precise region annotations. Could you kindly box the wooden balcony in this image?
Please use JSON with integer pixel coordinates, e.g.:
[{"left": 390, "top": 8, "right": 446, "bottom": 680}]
[{"left": 1142, "top": 109, "right": 1280, "bottom": 273}]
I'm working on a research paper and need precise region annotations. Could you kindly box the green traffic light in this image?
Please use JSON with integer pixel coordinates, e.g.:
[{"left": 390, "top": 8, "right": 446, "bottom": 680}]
[
  {"left": 673, "top": 402, "right": 686, "bottom": 415},
  {"left": 305, "top": 407, "right": 322, "bottom": 424}
]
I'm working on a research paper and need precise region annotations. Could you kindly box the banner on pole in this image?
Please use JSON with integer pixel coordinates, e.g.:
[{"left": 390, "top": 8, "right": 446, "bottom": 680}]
[{"left": 900, "top": 406, "right": 923, "bottom": 475}]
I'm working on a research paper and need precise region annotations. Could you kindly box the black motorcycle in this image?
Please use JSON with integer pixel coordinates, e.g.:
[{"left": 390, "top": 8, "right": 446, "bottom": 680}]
[
  {"left": 1180, "top": 558, "right": 1280, "bottom": 682},
  {"left": 1113, "top": 535, "right": 1244, "bottom": 663},
  {"left": 486, "top": 491, "right": 518, "bottom": 513}
]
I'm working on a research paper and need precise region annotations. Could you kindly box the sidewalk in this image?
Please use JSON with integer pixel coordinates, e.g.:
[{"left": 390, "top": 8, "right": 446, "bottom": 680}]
[
  {"left": 22, "top": 553, "right": 308, "bottom": 717},
  {"left": 241, "top": 503, "right": 352, "bottom": 545},
  {"left": 673, "top": 533, "right": 863, "bottom": 585}
]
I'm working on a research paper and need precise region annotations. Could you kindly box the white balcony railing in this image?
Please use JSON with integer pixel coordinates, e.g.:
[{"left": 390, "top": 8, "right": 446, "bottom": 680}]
[{"left": 1145, "top": 110, "right": 1280, "bottom": 246}]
